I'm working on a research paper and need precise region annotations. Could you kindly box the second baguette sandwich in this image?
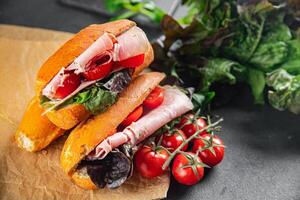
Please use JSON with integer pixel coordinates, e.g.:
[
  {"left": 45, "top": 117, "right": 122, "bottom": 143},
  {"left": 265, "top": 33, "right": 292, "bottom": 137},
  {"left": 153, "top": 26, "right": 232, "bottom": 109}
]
[{"left": 60, "top": 72, "right": 194, "bottom": 189}]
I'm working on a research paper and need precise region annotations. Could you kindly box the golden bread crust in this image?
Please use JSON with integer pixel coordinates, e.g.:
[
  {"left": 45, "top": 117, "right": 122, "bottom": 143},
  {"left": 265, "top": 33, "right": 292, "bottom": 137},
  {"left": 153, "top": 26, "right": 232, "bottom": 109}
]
[
  {"left": 71, "top": 171, "right": 97, "bottom": 190},
  {"left": 15, "top": 98, "right": 65, "bottom": 152},
  {"left": 46, "top": 104, "right": 90, "bottom": 130}
]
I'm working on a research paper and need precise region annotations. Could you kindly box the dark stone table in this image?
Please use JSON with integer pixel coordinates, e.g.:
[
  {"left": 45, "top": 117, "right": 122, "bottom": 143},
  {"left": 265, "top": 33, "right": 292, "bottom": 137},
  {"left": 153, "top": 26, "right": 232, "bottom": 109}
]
[{"left": 1, "top": 1, "right": 299, "bottom": 199}]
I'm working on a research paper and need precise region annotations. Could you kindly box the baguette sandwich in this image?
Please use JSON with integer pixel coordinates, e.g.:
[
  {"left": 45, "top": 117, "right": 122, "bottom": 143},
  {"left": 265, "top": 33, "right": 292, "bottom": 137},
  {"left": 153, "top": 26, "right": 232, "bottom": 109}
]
[
  {"left": 16, "top": 20, "right": 154, "bottom": 152},
  {"left": 60, "top": 72, "right": 194, "bottom": 189}
]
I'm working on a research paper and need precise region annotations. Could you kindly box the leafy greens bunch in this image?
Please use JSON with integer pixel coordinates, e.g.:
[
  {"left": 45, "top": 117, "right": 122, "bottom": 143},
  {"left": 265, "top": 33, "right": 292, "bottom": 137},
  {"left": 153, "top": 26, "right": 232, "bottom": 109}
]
[{"left": 151, "top": 0, "right": 300, "bottom": 114}]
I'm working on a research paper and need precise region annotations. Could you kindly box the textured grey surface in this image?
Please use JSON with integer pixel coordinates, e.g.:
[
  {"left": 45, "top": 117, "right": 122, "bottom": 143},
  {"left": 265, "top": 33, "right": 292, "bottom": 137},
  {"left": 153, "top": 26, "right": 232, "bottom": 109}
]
[{"left": 1, "top": 0, "right": 300, "bottom": 199}]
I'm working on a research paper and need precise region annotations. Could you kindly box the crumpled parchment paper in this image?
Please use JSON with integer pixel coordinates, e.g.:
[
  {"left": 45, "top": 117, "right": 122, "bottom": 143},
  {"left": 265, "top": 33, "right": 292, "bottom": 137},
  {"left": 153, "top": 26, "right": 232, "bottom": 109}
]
[{"left": 0, "top": 24, "right": 170, "bottom": 200}]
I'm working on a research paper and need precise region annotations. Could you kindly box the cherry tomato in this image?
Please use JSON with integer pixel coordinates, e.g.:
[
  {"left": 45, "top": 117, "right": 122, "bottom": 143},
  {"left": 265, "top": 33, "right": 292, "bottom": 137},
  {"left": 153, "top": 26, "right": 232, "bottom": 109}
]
[
  {"left": 157, "top": 129, "right": 188, "bottom": 152},
  {"left": 143, "top": 87, "right": 164, "bottom": 109},
  {"left": 113, "top": 54, "right": 145, "bottom": 69},
  {"left": 135, "top": 145, "right": 169, "bottom": 178},
  {"left": 82, "top": 52, "right": 112, "bottom": 81},
  {"left": 177, "top": 114, "right": 207, "bottom": 137},
  {"left": 172, "top": 152, "right": 204, "bottom": 185},
  {"left": 121, "top": 105, "right": 143, "bottom": 127},
  {"left": 54, "top": 73, "right": 81, "bottom": 99},
  {"left": 192, "top": 134, "right": 224, "bottom": 167}
]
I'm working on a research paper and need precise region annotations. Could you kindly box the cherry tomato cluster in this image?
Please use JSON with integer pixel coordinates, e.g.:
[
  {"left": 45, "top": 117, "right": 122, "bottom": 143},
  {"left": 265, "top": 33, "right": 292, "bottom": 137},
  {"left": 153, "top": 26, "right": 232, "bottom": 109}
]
[
  {"left": 53, "top": 53, "right": 145, "bottom": 99},
  {"left": 134, "top": 114, "right": 225, "bottom": 186}
]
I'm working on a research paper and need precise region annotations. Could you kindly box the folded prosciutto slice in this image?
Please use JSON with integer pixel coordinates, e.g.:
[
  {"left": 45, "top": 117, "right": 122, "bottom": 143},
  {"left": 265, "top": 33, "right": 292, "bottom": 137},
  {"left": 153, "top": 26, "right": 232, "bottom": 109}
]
[{"left": 88, "top": 86, "right": 194, "bottom": 160}]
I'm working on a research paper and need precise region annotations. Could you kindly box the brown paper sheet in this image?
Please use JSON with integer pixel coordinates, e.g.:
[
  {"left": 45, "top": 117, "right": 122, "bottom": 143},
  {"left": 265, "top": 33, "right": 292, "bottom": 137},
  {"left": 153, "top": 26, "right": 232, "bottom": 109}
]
[{"left": 0, "top": 25, "right": 170, "bottom": 200}]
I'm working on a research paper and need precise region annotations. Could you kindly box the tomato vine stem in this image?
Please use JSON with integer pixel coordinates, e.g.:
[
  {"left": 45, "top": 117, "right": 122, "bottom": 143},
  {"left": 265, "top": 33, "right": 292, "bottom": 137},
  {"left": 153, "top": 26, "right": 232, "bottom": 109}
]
[{"left": 162, "top": 118, "right": 223, "bottom": 170}]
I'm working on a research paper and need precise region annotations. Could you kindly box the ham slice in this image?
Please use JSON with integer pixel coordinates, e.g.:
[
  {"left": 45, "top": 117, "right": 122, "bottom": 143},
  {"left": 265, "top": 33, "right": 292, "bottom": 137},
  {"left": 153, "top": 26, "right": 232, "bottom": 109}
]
[
  {"left": 88, "top": 86, "right": 194, "bottom": 160},
  {"left": 69, "top": 33, "right": 114, "bottom": 74},
  {"left": 42, "top": 67, "right": 67, "bottom": 99},
  {"left": 42, "top": 33, "right": 114, "bottom": 99},
  {"left": 113, "top": 26, "right": 149, "bottom": 61}
]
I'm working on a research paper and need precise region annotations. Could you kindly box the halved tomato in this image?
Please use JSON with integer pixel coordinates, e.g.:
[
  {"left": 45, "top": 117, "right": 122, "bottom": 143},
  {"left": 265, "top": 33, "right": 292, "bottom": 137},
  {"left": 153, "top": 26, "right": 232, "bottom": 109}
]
[
  {"left": 113, "top": 54, "right": 145, "bottom": 70},
  {"left": 143, "top": 87, "right": 164, "bottom": 109},
  {"left": 121, "top": 105, "right": 143, "bottom": 127},
  {"left": 54, "top": 73, "right": 81, "bottom": 99},
  {"left": 83, "top": 51, "right": 113, "bottom": 81}
]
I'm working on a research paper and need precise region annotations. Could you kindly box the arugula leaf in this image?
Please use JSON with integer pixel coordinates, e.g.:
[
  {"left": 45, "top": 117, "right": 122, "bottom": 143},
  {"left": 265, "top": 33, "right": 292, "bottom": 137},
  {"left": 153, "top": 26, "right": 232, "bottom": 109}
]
[
  {"left": 266, "top": 69, "right": 300, "bottom": 114},
  {"left": 247, "top": 68, "right": 265, "bottom": 104}
]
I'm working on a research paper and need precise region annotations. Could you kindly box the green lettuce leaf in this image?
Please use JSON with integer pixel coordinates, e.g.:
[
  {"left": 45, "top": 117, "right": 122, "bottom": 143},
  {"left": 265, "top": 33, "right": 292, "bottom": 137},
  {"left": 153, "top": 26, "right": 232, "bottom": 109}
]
[
  {"left": 82, "top": 86, "right": 117, "bottom": 115},
  {"left": 247, "top": 68, "right": 265, "bottom": 104},
  {"left": 62, "top": 83, "right": 117, "bottom": 115},
  {"left": 262, "top": 19, "right": 292, "bottom": 43},
  {"left": 281, "top": 40, "right": 300, "bottom": 75},
  {"left": 266, "top": 69, "right": 300, "bottom": 114},
  {"left": 249, "top": 41, "right": 289, "bottom": 71},
  {"left": 200, "top": 58, "right": 247, "bottom": 91}
]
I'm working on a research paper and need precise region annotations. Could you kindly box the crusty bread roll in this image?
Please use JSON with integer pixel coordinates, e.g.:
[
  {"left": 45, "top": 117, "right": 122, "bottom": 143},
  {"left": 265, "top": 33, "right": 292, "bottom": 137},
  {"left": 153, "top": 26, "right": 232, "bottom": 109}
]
[
  {"left": 36, "top": 19, "right": 153, "bottom": 130},
  {"left": 60, "top": 72, "right": 165, "bottom": 189},
  {"left": 15, "top": 98, "right": 65, "bottom": 152}
]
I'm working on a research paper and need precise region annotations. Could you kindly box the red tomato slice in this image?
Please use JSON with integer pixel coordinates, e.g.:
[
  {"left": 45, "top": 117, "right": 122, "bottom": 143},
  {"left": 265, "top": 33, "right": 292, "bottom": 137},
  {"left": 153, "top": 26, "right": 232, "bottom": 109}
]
[
  {"left": 113, "top": 54, "right": 145, "bottom": 70},
  {"left": 121, "top": 105, "right": 143, "bottom": 127},
  {"left": 82, "top": 52, "right": 112, "bottom": 81},
  {"left": 54, "top": 73, "right": 81, "bottom": 99},
  {"left": 143, "top": 87, "right": 164, "bottom": 109}
]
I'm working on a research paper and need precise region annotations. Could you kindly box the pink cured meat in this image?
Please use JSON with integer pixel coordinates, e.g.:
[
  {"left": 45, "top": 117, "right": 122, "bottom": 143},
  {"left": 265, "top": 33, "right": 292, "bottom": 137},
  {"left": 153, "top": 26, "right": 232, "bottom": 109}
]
[
  {"left": 42, "top": 33, "right": 114, "bottom": 99},
  {"left": 88, "top": 86, "right": 194, "bottom": 160},
  {"left": 42, "top": 26, "right": 149, "bottom": 101},
  {"left": 113, "top": 26, "right": 149, "bottom": 61}
]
